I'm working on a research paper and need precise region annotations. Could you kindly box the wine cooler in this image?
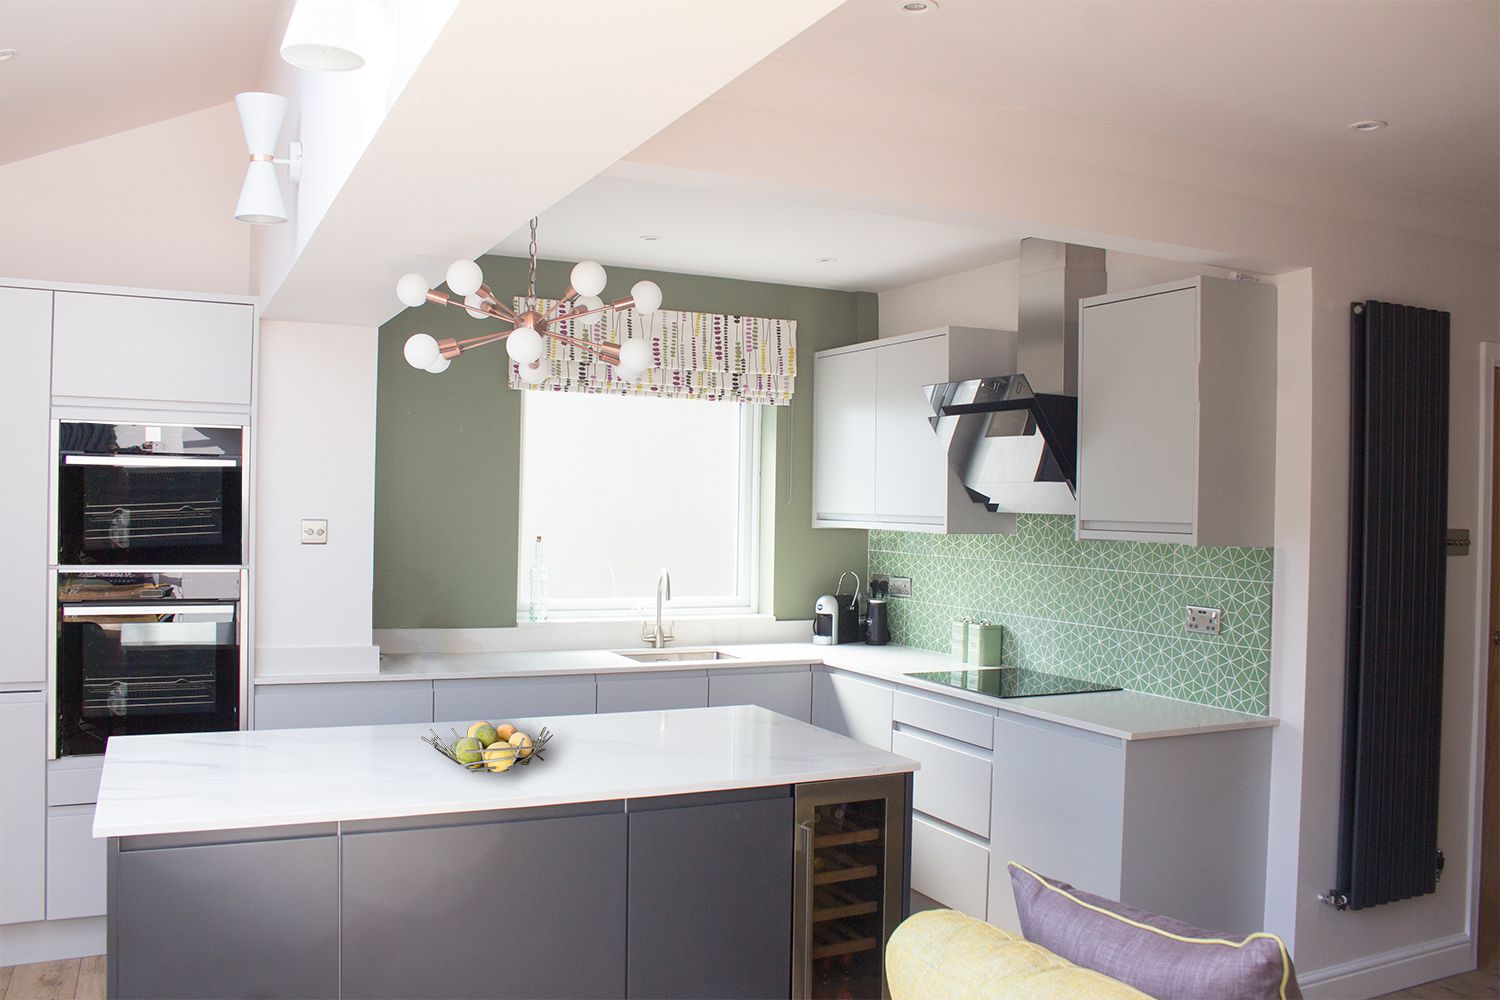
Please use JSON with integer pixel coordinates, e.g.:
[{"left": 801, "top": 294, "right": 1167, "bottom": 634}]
[{"left": 794, "top": 773, "right": 911, "bottom": 1000}]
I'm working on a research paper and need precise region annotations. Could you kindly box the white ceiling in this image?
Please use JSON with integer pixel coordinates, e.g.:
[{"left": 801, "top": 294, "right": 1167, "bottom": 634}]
[
  {"left": 0, "top": 0, "right": 280, "bottom": 164},
  {"left": 492, "top": 172, "right": 1030, "bottom": 292},
  {"left": 498, "top": 0, "right": 1498, "bottom": 292}
]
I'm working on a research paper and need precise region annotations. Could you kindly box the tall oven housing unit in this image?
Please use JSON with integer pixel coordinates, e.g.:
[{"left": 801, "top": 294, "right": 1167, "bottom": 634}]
[{"left": 46, "top": 289, "right": 257, "bottom": 760}]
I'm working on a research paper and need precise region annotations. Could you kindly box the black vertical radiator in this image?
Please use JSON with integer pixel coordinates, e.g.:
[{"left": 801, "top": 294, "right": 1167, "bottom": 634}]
[{"left": 1334, "top": 300, "right": 1450, "bottom": 911}]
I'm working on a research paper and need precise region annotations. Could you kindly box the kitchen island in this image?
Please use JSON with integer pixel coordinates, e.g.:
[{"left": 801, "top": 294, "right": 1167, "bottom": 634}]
[{"left": 94, "top": 705, "right": 917, "bottom": 1000}]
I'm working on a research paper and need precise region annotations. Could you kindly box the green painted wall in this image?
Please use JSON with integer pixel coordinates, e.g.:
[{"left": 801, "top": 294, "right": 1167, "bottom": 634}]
[
  {"left": 869, "top": 516, "right": 1274, "bottom": 714},
  {"left": 374, "top": 255, "right": 875, "bottom": 628}
]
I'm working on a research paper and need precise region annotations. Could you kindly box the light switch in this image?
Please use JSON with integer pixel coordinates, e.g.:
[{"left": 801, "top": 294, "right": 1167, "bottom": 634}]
[{"left": 300, "top": 519, "right": 328, "bottom": 545}]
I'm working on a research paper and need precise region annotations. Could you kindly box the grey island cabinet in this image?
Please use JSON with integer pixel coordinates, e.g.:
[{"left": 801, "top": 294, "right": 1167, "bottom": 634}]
[{"left": 94, "top": 706, "right": 916, "bottom": 1000}]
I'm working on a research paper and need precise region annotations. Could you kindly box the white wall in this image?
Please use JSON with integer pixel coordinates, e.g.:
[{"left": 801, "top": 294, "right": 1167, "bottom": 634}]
[
  {"left": 0, "top": 103, "right": 250, "bottom": 294},
  {"left": 254, "top": 320, "right": 380, "bottom": 675},
  {"left": 628, "top": 81, "right": 1500, "bottom": 995}
]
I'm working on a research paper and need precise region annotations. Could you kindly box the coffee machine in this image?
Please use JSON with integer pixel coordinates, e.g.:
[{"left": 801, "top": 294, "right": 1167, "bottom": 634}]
[{"left": 813, "top": 572, "right": 862, "bottom": 645}]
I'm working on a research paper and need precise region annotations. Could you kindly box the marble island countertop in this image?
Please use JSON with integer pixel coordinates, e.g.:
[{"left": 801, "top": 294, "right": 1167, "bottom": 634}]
[
  {"left": 254, "top": 640, "right": 1277, "bottom": 743},
  {"left": 93, "top": 705, "right": 918, "bottom": 839}
]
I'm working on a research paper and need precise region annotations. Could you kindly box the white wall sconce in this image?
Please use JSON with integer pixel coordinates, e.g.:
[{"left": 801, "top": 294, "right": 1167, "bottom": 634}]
[
  {"left": 233, "top": 92, "right": 302, "bottom": 225},
  {"left": 280, "top": 0, "right": 368, "bottom": 72}
]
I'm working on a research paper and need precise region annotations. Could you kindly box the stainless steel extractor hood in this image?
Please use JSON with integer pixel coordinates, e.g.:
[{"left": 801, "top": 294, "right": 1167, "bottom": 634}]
[{"left": 925, "top": 239, "right": 1106, "bottom": 515}]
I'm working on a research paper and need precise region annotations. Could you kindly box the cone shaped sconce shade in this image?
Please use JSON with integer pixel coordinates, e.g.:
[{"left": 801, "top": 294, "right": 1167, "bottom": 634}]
[
  {"left": 235, "top": 92, "right": 288, "bottom": 156},
  {"left": 235, "top": 161, "right": 288, "bottom": 224},
  {"left": 280, "top": 0, "right": 367, "bottom": 71}
]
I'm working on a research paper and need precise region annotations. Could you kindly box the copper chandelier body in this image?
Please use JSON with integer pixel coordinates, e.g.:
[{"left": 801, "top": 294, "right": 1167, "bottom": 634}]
[{"left": 397, "top": 219, "right": 662, "bottom": 381}]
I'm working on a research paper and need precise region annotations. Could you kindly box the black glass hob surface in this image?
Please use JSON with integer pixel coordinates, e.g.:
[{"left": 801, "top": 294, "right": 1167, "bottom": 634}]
[{"left": 903, "top": 666, "right": 1120, "bottom": 699}]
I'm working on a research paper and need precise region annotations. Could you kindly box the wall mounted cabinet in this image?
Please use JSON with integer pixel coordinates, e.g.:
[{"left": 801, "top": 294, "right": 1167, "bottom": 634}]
[
  {"left": 1076, "top": 277, "right": 1277, "bottom": 545},
  {"left": 51, "top": 291, "right": 254, "bottom": 406},
  {"left": 812, "top": 327, "right": 1019, "bottom": 534}
]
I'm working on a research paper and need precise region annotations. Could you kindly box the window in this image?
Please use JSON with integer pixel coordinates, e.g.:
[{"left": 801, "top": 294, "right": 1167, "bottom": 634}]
[{"left": 518, "top": 392, "right": 759, "bottom": 617}]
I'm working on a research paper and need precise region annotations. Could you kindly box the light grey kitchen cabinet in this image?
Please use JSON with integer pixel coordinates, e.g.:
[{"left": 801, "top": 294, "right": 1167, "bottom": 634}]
[
  {"left": 812, "top": 327, "right": 1019, "bottom": 534},
  {"left": 988, "top": 712, "right": 1272, "bottom": 937},
  {"left": 0, "top": 691, "right": 46, "bottom": 924},
  {"left": 595, "top": 670, "right": 708, "bottom": 714},
  {"left": 47, "top": 757, "right": 105, "bottom": 806},
  {"left": 51, "top": 291, "right": 254, "bottom": 406},
  {"left": 707, "top": 665, "right": 813, "bottom": 722},
  {"left": 0, "top": 286, "right": 53, "bottom": 687},
  {"left": 253, "top": 680, "right": 434, "bottom": 730},
  {"left": 341, "top": 804, "right": 628, "bottom": 1000},
  {"left": 892, "top": 728, "right": 991, "bottom": 839},
  {"left": 432, "top": 674, "right": 596, "bottom": 724},
  {"left": 912, "top": 815, "right": 989, "bottom": 920},
  {"left": 812, "top": 669, "right": 894, "bottom": 751},
  {"left": 1076, "top": 276, "right": 1277, "bottom": 545},
  {"left": 47, "top": 805, "right": 107, "bottom": 919},
  {"left": 627, "top": 788, "right": 792, "bottom": 998},
  {"left": 112, "top": 826, "right": 340, "bottom": 999}
]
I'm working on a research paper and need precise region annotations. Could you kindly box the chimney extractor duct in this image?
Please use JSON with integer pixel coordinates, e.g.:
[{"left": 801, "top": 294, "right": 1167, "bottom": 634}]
[{"left": 925, "top": 239, "right": 1106, "bottom": 515}]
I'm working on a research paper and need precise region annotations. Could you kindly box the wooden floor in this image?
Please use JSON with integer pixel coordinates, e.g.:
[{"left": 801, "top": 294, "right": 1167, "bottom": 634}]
[{"left": 0, "top": 955, "right": 1493, "bottom": 998}]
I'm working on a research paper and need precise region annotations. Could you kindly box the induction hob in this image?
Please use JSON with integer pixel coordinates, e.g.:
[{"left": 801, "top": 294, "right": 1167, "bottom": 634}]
[{"left": 903, "top": 666, "right": 1120, "bottom": 699}]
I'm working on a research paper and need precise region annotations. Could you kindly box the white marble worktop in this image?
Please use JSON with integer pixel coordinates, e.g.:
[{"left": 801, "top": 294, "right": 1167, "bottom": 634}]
[
  {"left": 93, "top": 705, "right": 917, "bottom": 839},
  {"left": 253, "top": 639, "right": 1277, "bottom": 742}
]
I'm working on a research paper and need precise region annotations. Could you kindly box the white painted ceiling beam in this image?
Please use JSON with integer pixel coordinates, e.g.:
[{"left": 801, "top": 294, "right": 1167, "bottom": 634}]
[{"left": 260, "top": 0, "right": 846, "bottom": 324}]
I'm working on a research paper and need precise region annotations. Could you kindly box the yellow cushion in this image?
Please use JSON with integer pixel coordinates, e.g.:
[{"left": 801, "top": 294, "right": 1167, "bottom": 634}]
[{"left": 886, "top": 909, "right": 1152, "bottom": 1000}]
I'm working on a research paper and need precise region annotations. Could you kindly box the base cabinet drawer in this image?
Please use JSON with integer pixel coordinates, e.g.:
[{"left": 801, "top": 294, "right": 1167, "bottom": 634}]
[
  {"left": 433, "top": 676, "right": 595, "bottom": 724},
  {"left": 47, "top": 805, "right": 106, "bottom": 919},
  {"left": 596, "top": 671, "right": 708, "bottom": 714},
  {"left": 254, "top": 681, "right": 434, "bottom": 730},
  {"left": 911, "top": 816, "right": 989, "bottom": 920},
  {"left": 707, "top": 667, "right": 812, "bottom": 722},
  {"left": 892, "top": 729, "right": 991, "bottom": 838}
]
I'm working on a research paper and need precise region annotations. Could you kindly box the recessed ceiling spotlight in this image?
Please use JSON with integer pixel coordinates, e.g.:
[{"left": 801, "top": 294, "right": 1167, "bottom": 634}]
[
  {"left": 1348, "top": 119, "right": 1388, "bottom": 132},
  {"left": 815, "top": 257, "right": 838, "bottom": 263},
  {"left": 0, "top": 49, "right": 18, "bottom": 63},
  {"left": 639, "top": 234, "right": 663, "bottom": 242},
  {"left": 894, "top": 0, "right": 938, "bottom": 12}
]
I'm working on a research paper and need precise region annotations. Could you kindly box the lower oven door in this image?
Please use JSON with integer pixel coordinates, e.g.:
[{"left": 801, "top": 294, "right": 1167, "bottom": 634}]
[{"left": 56, "top": 602, "right": 241, "bottom": 757}]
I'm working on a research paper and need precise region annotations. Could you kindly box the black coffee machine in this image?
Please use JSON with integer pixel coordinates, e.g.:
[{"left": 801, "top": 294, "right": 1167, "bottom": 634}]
[
  {"left": 865, "top": 577, "right": 890, "bottom": 645},
  {"left": 813, "top": 571, "right": 862, "bottom": 645}
]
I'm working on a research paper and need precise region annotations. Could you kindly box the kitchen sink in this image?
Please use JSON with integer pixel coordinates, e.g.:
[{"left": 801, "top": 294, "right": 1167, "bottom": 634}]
[{"left": 615, "top": 648, "right": 739, "bottom": 664}]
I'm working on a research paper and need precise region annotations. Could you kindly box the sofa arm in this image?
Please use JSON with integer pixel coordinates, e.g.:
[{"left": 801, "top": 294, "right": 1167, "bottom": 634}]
[{"left": 886, "top": 910, "right": 1151, "bottom": 1000}]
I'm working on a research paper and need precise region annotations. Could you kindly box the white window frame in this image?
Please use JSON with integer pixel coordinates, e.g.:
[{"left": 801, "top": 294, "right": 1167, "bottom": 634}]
[{"left": 517, "top": 397, "right": 761, "bottom": 620}]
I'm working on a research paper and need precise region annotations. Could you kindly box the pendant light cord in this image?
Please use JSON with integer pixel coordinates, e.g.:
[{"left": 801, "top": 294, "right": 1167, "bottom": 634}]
[{"left": 527, "top": 217, "right": 538, "bottom": 304}]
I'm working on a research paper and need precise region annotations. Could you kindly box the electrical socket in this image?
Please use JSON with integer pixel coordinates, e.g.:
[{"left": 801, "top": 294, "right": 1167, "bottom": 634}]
[
  {"left": 887, "top": 576, "right": 913, "bottom": 598},
  {"left": 1184, "top": 605, "right": 1222, "bottom": 635}
]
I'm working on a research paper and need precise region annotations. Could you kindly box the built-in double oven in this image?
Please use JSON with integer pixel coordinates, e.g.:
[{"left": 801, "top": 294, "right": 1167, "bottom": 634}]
[{"left": 50, "top": 419, "right": 249, "bottom": 759}]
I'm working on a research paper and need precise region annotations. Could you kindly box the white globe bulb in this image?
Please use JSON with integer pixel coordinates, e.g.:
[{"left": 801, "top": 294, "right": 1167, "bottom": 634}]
[
  {"left": 571, "top": 260, "right": 607, "bottom": 297},
  {"left": 518, "top": 360, "right": 548, "bottom": 384},
  {"left": 403, "top": 333, "right": 440, "bottom": 370},
  {"left": 575, "top": 294, "right": 605, "bottom": 327},
  {"left": 424, "top": 356, "right": 451, "bottom": 374},
  {"left": 446, "top": 259, "right": 484, "bottom": 297},
  {"left": 630, "top": 280, "right": 663, "bottom": 315},
  {"left": 506, "top": 325, "right": 544, "bottom": 364},
  {"left": 396, "top": 273, "right": 431, "bottom": 308},
  {"left": 616, "top": 337, "right": 653, "bottom": 378},
  {"left": 463, "top": 293, "right": 489, "bottom": 320}
]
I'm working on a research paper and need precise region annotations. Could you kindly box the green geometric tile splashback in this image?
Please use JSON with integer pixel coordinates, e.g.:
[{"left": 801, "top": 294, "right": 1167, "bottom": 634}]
[{"left": 868, "top": 515, "right": 1273, "bottom": 715}]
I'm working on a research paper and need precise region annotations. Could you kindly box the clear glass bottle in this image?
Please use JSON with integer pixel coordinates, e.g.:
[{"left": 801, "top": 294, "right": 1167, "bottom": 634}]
[{"left": 528, "top": 535, "right": 549, "bottom": 622}]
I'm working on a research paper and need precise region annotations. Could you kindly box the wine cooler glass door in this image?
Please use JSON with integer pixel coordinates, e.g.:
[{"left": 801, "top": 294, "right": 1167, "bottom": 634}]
[{"left": 793, "top": 774, "right": 910, "bottom": 1000}]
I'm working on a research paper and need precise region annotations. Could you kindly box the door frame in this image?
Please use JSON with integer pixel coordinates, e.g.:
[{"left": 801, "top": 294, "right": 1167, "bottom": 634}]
[{"left": 1468, "top": 343, "right": 1500, "bottom": 967}]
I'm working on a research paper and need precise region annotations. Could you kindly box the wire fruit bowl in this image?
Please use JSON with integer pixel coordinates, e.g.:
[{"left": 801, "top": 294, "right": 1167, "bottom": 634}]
[{"left": 422, "top": 726, "right": 553, "bottom": 773}]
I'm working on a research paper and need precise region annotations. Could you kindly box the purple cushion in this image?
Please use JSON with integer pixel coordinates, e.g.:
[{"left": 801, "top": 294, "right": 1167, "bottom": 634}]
[{"left": 1008, "top": 863, "right": 1302, "bottom": 1000}]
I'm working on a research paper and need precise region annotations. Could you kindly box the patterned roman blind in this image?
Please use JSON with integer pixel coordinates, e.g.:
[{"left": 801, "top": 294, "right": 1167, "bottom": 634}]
[{"left": 507, "top": 298, "right": 797, "bottom": 405}]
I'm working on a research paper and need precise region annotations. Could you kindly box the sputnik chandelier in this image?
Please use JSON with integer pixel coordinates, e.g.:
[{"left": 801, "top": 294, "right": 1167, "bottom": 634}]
[{"left": 396, "top": 219, "right": 663, "bottom": 382}]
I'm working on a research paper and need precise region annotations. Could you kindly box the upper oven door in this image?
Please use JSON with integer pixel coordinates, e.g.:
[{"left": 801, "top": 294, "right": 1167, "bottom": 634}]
[{"left": 56, "top": 421, "right": 245, "bottom": 566}]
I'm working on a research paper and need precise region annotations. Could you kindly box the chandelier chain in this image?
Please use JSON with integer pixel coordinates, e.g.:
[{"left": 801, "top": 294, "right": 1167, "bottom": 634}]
[{"left": 527, "top": 217, "right": 538, "bottom": 303}]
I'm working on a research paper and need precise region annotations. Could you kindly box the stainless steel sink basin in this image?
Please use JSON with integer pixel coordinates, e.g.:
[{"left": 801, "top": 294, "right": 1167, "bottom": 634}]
[{"left": 615, "top": 648, "right": 739, "bottom": 664}]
